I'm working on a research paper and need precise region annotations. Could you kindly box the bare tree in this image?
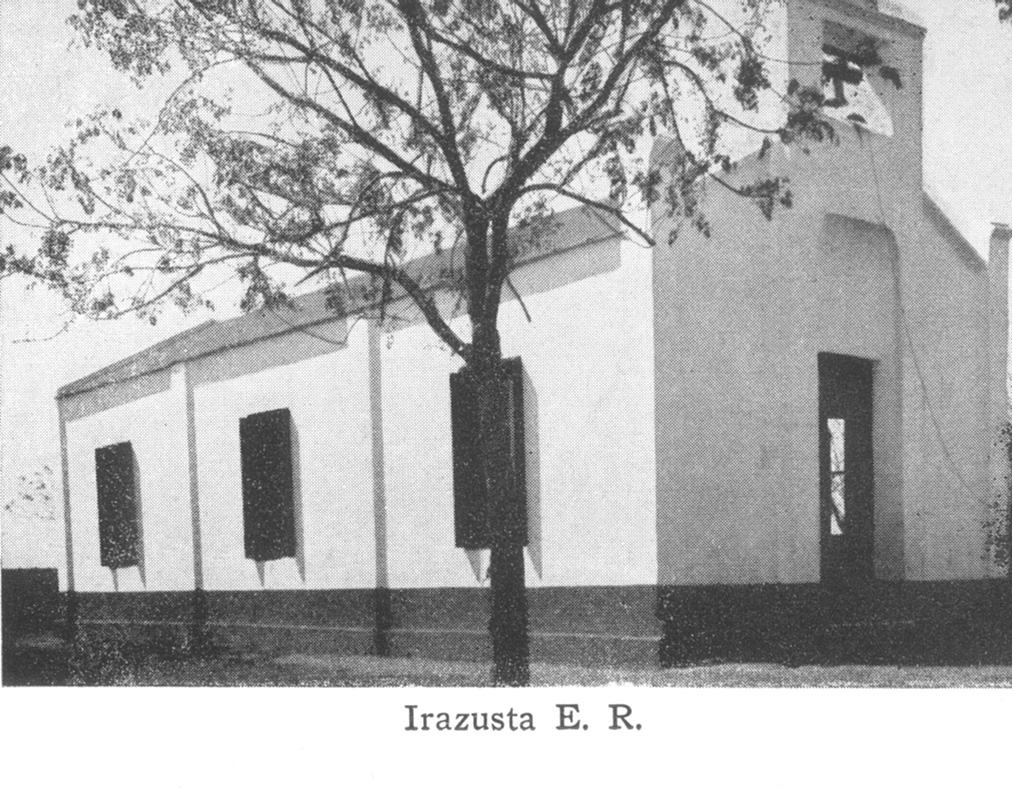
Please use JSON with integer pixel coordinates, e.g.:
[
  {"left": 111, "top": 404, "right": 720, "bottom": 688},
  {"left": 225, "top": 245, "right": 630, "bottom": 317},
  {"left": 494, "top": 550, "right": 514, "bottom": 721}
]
[{"left": 2, "top": 0, "right": 841, "bottom": 685}]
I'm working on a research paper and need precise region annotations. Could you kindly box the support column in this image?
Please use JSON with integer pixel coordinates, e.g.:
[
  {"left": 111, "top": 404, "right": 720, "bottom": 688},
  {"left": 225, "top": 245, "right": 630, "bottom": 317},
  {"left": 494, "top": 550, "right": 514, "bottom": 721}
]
[
  {"left": 368, "top": 321, "right": 392, "bottom": 655},
  {"left": 988, "top": 224, "right": 1011, "bottom": 435},
  {"left": 57, "top": 398, "right": 77, "bottom": 636},
  {"left": 987, "top": 224, "right": 1011, "bottom": 576},
  {"left": 177, "top": 362, "right": 210, "bottom": 650}
]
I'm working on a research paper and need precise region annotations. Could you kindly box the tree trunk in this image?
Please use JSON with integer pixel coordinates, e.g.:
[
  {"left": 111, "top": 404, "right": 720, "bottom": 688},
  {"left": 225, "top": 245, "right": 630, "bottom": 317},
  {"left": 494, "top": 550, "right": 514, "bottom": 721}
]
[
  {"left": 489, "top": 542, "right": 530, "bottom": 686},
  {"left": 471, "top": 322, "right": 530, "bottom": 686}
]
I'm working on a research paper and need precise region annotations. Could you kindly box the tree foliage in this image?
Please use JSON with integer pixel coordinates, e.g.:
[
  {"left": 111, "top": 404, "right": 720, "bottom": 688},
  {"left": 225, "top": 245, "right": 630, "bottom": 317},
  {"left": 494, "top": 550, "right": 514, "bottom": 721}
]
[
  {"left": 1, "top": 0, "right": 836, "bottom": 356},
  {"left": 3, "top": 464, "right": 57, "bottom": 523}
]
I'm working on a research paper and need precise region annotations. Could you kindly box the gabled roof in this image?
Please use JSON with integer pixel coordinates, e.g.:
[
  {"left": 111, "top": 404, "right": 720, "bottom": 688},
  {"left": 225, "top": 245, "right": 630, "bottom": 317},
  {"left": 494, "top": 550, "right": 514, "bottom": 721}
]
[
  {"left": 58, "top": 204, "right": 624, "bottom": 400},
  {"left": 56, "top": 290, "right": 347, "bottom": 399}
]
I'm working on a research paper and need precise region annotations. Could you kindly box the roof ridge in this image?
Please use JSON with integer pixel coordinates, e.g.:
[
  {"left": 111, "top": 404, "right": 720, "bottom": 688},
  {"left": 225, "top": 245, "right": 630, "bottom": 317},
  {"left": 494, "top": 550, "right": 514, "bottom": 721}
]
[
  {"left": 57, "top": 204, "right": 624, "bottom": 400},
  {"left": 55, "top": 319, "right": 219, "bottom": 398}
]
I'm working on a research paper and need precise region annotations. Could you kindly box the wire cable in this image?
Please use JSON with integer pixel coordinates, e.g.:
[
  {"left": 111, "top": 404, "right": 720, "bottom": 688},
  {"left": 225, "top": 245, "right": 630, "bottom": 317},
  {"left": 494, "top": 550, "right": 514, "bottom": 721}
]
[{"left": 867, "top": 139, "right": 990, "bottom": 507}]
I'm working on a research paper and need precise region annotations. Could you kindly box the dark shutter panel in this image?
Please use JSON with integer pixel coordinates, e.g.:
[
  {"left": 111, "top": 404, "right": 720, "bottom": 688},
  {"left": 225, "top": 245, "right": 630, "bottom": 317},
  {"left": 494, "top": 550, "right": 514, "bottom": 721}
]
[
  {"left": 503, "top": 357, "right": 528, "bottom": 547},
  {"left": 450, "top": 368, "right": 487, "bottom": 548},
  {"left": 450, "top": 358, "right": 528, "bottom": 549},
  {"left": 239, "top": 408, "right": 296, "bottom": 562},
  {"left": 95, "top": 442, "right": 139, "bottom": 569}
]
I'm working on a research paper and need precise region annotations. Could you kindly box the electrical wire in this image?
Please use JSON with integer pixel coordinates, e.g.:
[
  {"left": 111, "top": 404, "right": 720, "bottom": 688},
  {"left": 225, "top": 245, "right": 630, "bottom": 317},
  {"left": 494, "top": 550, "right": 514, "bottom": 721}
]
[{"left": 867, "top": 139, "right": 991, "bottom": 508}]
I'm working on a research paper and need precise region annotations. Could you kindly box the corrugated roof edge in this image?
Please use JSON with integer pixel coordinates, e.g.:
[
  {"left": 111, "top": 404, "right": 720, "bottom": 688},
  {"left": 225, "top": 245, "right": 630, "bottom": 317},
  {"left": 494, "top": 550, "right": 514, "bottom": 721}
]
[{"left": 57, "top": 204, "right": 625, "bottom": 400}]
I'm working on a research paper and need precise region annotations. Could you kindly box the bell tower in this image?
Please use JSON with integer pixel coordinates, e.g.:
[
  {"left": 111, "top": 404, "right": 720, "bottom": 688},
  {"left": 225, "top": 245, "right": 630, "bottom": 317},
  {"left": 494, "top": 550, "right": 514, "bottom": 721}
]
[{"left": 781, "top": 0, "right": 926, "bottom": 222}]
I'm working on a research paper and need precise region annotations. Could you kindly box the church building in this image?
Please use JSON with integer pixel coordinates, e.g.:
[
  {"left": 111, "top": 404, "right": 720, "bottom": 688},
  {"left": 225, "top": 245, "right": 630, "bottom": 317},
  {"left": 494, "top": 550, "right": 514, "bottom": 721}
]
[{"left": 57, "top": 0, "right": 1010, "bottom": 665}]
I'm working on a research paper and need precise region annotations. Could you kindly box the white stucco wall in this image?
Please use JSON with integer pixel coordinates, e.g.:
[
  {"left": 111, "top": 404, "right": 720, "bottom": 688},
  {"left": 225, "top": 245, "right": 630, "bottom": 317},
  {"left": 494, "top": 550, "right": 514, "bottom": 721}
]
[
  {"left": 652, "top": 180, "right": 993, "bottom": 585},
  {"left": 652, "top": 181, "right": 904, "bottom": 585},
  {"left": 189, "top": 320, "right": 376, "bottom": 591},
  {"left": 505, "top": 234, "right": 657, "bottom": 588},
  {"left": 63, "top": 370, "right": 193, "bottom": 593},
  {"left": 58, "top": 0, "right": 994, "bottom": 595},
  {"left": 61, "top": 231, "right": 659, "bottom": 593},
  {"left": 896, "top": 211, "right": 993, "bottom": 580},
  {"left": 378, "top": 235, "right": 657, "bottom": 589},
  {"left": 650, "top": 0, "right": 993, "bottom": 585}
]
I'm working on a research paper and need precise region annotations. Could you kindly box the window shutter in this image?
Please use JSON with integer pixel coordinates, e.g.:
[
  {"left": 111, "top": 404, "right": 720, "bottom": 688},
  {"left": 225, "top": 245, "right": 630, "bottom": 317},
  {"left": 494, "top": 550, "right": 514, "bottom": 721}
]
[
  {"left": 450, "top": 367, "right": 487, "bottom": 548},
  {"left": 502, "top": 357, "right": 528, "bottom": 547},
  {"left": 449, "top": 358, "right": 528, "bottom": 549},
  {"left": 95, "top": 442, "right": 139, "bottom": 569},
  {"left": 239, "top": 408, "right": 296, "bottom": 562}
]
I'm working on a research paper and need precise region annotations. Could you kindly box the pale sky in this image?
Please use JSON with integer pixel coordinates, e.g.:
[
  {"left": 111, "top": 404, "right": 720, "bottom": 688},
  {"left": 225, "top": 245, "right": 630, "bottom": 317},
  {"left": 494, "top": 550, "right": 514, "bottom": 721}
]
[{"left": 1, "top": 0, "right": 1010, "bottom": 567}]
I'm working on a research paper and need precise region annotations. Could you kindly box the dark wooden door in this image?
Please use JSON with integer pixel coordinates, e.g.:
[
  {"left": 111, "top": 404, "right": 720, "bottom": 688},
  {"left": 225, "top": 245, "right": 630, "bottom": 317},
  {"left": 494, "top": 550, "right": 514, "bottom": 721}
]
[{"left": 818, "top": 354, "right": 874, "bottom": 584}]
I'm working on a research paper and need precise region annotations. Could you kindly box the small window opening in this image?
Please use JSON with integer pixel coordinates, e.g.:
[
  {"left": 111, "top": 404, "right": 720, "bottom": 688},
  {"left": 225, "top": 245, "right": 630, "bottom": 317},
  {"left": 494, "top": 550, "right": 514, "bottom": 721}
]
[
  {"left": 821, "top": 44, "right": 894, "bottom": 137},
  {"left": 827, "top": 418, "right": 846, "bottom": 536}
]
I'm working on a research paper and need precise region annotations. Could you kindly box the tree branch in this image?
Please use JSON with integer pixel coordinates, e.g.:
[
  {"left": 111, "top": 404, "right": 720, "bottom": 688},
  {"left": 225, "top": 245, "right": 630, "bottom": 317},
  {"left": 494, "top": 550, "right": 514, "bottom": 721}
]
[
  {"left": 243, "top": 60, "right": 455, "bottom": 195},
  {"left": 394, "top": 0, "right": 474, "bottom": 198},
  {"left": 517, "top": 182, "right": 654, "bottom": 246}
]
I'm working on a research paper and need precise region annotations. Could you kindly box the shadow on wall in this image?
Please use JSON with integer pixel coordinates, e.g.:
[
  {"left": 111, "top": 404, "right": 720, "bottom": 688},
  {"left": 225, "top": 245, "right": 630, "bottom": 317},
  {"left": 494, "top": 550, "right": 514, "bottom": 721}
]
[
  {"left": 250, "top": 412, "right": 308, "bottom": 589},
  {"left": 378, "top": 232, "right": 624, "bottom": 339},
  {"left": 292, "top": 419, "right": 307, "bottom": 583},
  {"left": 505, "top": 232, "right": 622, "bottom": 305},
  {"left": 133, "top": 448, "right": 146, "bottom": 588},
  {"left": 189, "top": 316, "right": 351, "bottom": 390},
  {"left": 523, "top": 368, "right": 543, "bottom": 579}
]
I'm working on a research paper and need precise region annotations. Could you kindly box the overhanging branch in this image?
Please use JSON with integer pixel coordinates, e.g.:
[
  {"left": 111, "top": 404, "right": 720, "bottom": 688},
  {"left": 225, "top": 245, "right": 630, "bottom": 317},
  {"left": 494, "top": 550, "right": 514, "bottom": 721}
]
[{"left": 517, "top": 182, "right": 654, "bottom": 246}]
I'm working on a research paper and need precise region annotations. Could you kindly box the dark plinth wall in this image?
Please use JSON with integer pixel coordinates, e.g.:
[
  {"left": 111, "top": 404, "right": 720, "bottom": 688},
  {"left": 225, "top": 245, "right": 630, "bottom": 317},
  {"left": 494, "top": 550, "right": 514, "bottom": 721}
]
[
  {"left": 2, "top": 569, "right": 62, "bottom": 636},
  {"left": 68, "top": 585, "right": 662, "bottom": 665},
  {"left": 657, "top": 580, "right": 1012, "bottom": 666},
  {"left": 2, "top": 569, "right": 68, "bottom": 686},
  {"left": 54, "top": 579, "right": 1011, "bottom": 668},
  {"left": 4, "top": 568, "right": 1007, "bottom": 675}
]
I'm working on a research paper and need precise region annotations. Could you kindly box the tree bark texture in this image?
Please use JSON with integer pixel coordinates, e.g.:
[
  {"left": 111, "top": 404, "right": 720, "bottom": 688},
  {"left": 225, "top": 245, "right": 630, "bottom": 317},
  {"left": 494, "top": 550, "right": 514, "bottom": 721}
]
[{"left": 471, "top": 322, "right": 530, "bottom": 686}]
